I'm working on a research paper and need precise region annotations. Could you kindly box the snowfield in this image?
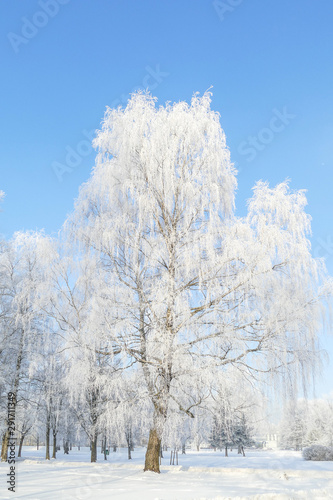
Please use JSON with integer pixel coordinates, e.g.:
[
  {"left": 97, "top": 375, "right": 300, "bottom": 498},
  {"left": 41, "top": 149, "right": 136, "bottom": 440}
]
[{"left": 1, "top": 447, "right": 333, "bottom": 499}]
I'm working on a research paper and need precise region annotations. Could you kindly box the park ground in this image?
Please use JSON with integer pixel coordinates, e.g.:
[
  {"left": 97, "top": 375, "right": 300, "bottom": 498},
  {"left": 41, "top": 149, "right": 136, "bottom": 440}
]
[{"left": 1, "top": 446, "right": 333, "bottom": 499}]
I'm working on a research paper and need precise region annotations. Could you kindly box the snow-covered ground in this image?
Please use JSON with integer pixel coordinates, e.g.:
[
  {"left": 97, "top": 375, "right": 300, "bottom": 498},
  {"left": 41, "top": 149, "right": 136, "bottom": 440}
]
[{"left": 1, "top": 446, "right": 332, "bottom": 499}]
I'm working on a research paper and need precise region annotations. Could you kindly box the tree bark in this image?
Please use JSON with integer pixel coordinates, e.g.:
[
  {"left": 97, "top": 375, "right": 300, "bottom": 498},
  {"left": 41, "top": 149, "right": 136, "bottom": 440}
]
[
  {"left": 45, "top": 420, "right": 50, "bottom": 460},
  {"left": 225, "top": 446, "right": 228, "bottom": 457},
  {"left": 18, "top": 434, "right": 25, "bottom": 458},
  {"left": 91, "top": 432, "right": 98, "bottom": 463},
  {"left": 126, "top": 428, "right": 132, "bottom": 460},
  {"left": 103, "top": 436, "right": 107, "bottom": 461},
  {"left": 1, "top": 431, "right": 9, "bottom": 462},
  {"left": 144, "top": 428, "right": 161, "bottom": 473},
  {"left": 52, "top": 431, "right": 57, "bottom": 459}
]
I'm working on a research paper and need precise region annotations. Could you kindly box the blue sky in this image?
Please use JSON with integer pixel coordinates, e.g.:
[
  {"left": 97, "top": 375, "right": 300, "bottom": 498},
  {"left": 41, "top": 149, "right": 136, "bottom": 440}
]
[{"left": 1, "top": 0, "right": 332, "bottom": 395}]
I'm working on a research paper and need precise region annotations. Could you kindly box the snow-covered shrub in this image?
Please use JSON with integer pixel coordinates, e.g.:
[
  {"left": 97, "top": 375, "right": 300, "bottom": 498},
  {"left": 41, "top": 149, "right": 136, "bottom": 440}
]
[{"left": 303, "top": 444, "right": 333, "bottom": 461}]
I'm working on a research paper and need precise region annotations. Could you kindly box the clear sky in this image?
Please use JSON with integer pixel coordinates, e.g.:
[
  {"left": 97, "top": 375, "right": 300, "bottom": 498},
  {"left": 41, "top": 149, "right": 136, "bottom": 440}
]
[{"left": 1, "top": 0, "right": 332, "bottom": 396}]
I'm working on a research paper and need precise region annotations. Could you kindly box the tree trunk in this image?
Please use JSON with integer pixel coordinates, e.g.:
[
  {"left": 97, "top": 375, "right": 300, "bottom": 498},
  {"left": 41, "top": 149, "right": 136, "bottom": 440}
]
[
  {"left": 182, "top": 443, "right": 186, "bottom": 454},
  {"left": 52, "top": 431, "right": 57, "bottom": 459},
  {"left": 37, "top": 434, "right": 39, "bottom": 450},
  {"left": 1, "top": 431, "right": 9, "bottom": 462},
  {"left": 126, "top": 428, "right": 132, "bottom": 460},
  {"left": 144, "top": 428, "right": 161, "bottom": 473},
  {"left": 45, "top": 421, "right": 50, "bottom": 460},
  {"left": 91, "top": 432, "right": 98, "bottom": 463},
  {"left": 242, "top": 446, "right": 245, "bottom": 457},
  {"left": 18, "top": 434, "right": 25, "bottom": 458},
  {"left": 225, "top": 446, "right": 228, "bottom": 457},
  {"left": 103, "top": 436, "right": 107, "bottom": 461}
]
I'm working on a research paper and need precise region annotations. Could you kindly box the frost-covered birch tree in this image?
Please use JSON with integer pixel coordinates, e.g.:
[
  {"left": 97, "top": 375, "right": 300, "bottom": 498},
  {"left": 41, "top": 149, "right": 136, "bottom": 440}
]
[
  {"left": 0, "top": 231, "right": 54, "bottom": 461},
  {"left": 68, "top": 91, "right": 331, "bottom": 472},
  {"left": 41, "top": 248, "right": 126, "bottom": 462}
]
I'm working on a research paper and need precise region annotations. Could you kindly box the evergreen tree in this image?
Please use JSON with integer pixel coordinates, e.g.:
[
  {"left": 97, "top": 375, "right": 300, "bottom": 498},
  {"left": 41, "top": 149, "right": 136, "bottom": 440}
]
[{"left": 233, "top": 413, "right": 254, "bottom": 456}]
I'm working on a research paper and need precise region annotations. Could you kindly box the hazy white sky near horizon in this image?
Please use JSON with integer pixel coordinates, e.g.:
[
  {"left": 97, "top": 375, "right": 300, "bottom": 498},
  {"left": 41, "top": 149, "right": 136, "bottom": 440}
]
[{"left": 1, "top": 0, "right": 332, "bottom": 396}]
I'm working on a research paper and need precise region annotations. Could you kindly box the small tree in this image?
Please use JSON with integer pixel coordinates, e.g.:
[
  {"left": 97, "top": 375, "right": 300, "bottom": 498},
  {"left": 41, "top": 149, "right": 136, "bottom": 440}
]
[
  {"left": 232, "top": 414, "right": 254, "bottom": 456},
  {"left": 209, "top": 406, "right": 234, "bottom": 456},
  {"left": 280, "top": 401, "right": 308, "bottom": 451}
]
